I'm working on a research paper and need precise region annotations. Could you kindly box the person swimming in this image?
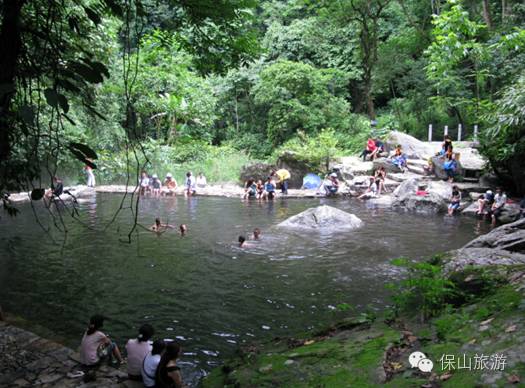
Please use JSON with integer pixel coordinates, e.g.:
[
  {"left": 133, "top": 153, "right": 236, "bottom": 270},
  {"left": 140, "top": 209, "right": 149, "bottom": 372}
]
[
  {"left": 150, "top": 218, "right": 175, "bottom": 233},
  {"left": 252, "top": 228, "right": 261, "bottom": 240},
  {"left": 238, "top": 235, "right": 254, "bottom": 248}
]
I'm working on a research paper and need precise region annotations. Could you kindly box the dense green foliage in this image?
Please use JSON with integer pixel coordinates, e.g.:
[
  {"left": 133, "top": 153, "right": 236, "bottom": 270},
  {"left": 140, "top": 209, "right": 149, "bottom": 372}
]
[{"left": 1, "top": 0, "right": 525, "bottom": 191}]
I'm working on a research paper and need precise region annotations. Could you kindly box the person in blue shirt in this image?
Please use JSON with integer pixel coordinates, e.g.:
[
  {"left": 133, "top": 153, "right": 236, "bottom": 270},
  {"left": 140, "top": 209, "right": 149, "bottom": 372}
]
[{"left": 263, "top": 176, "right": 276, "bottom": 200}]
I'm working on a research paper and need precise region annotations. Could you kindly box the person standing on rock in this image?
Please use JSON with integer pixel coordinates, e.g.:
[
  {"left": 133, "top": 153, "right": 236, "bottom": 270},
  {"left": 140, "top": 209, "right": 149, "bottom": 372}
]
[
  {"left": 84, "top": 161, "right": 96, "bottom": 187},
  {"left": 272, "top": 168, "right": 290, "bottom": 195},
  {"left": 79, "top": 314, "right": 124, "bottom": 367}
]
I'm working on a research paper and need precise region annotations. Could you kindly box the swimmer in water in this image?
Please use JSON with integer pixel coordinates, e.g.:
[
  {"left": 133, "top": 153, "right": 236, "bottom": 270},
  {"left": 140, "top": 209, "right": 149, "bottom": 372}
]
[
  {"left": 238, "top": 235, "right": 253, "bottom": 248},
  {"left": 179, "top": 224, "right": 187, "bottom": 236},
  {"left": 252, "top": 228, "right": 261, "bottom": 240},
  {"left": 150, "top": 218, "right": 175, "bottom": 233}
]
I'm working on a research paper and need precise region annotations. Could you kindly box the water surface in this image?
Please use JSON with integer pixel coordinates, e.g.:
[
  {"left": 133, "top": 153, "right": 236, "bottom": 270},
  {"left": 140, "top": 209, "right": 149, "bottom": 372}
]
[{"left": 0, "top": 194, "right": 488, "bottom": 384}]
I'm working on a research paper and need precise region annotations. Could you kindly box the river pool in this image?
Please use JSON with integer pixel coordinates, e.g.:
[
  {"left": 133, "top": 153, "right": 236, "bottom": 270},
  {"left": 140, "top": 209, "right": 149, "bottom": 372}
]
[{"left": 0, "top": 193, "right": 489, "bottom": 385}]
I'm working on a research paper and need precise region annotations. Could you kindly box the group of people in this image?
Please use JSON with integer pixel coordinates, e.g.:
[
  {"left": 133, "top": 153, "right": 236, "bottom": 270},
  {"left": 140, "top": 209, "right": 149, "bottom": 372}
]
[
  {"left": 475, "top": 188, "right": 508, "bottom": 225},
  {"left": 242, "top": 169, "right": 290, "bottom": 200},
  {"left": 79, "top": 315, "right": 183, "bottom": 388},
  {"left": 359, "top": 137, "right": 385, "bottom": 161},
  {"left": 238, "top": 228, "right": 261, "bottom": 248},
  {"left": 140, "top": 171, "right": 207, "bottom": 197},
  {"left": 150, "top": 218, "right": 187, "bottom": 236}
]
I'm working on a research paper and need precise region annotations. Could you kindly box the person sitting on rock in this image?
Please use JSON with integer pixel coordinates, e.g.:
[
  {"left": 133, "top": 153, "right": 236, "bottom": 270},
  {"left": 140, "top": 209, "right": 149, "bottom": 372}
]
[
  {"left": 374, "top": 167, "right": 387, "bottom": 194},
  {"left": 390, "top": 145, "right": 407, "bottom": 172},
  {"left": 323, "top": 173, "right": 339, "bottom": 196},
  {"left": 151, "top": 174, "right": 161, "bottom": 196},
  {"left": 477, "top": 190, "right": 494, "bottom": 216},
  {"left": 162, "top": 173, "right": 177, "bottom": 196},
  {"left": 44, "top": 176, "right": 64, "bottom": 200},
  {"left": 520, "top": 196, "right": 525, "bottom": 220},
  {"left": 447, "top": 185, "right": 462, "bottom": 216},
  {"left": 360, "top": 138, "right": 377, "bottom": 161},
  {"left": 358, "top": 177, "right": 379, "bottom": 199},
  {"left": 416, "top": 184, "right": 428, "bottom": 196},
  {"left": 263, "top": 176, "right": 276, "bottom": 200},
  {"left": 438, "top": 135, "right": 453, "bottom": 156},
  {"left": 196, "top": 172, "right": 207, "bottom": 188},
  {"left": 443, "top": 153, "right": 457, "bottom": 182},
  {"left": 140, "top": 171, "right": 150, "bottom": 196},
  {"left": 374, "top": 138, "right": 385, "bottom": 156},
  {"left": 243, "top": 179, "right": 257, "bottom": 199},
  {"left": 125, "top": 324, "right": 154, "bottom": 381},
  {"left": 490, "top": 187, "right": 507, "bottom": 226},
  {"left": 80, "top": 314, "right": 124, "bottom": 367},
  {"left": 155, "top": 342, "right": 184, "bottom": 388},
  {"left": 142, "top": 340, "right": 165, "bottom": 388},
  {"left": 256, "top": 179, "right": 265, "bottom": 199}
]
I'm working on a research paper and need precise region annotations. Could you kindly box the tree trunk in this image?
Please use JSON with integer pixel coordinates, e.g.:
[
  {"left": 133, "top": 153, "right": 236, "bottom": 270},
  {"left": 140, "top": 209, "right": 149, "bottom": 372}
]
[
  {"left": 0, "top": 0, "right": 25, "bottom": 163},
  {"left": 482, "top": 0, "right": 492, "bottom": 28}
]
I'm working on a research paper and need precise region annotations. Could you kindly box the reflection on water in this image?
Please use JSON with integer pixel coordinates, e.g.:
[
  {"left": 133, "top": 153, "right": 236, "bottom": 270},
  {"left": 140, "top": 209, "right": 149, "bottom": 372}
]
[{"left": 0, "top": 194, "right": 490, "bottom": 385}]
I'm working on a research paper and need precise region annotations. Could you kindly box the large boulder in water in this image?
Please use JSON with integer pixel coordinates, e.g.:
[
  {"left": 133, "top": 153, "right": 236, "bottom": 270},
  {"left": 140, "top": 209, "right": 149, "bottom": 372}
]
[
  {"left": 392, "top": 178, "right": 451, "bottom": 213},
  {"left": 277, "top": 205, "right": 363, "bottom": 230}
]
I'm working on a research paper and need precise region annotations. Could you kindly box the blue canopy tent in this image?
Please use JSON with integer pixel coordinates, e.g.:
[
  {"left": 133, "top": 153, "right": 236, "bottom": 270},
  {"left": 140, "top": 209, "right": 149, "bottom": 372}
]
[{"left": 302, "top": 173, "right": 321, "bottom": 189}]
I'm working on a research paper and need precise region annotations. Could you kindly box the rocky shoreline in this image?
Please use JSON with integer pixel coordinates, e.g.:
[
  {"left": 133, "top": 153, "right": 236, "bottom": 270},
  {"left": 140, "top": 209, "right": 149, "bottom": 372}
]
[{"left": 0, "top": 320, "right": 141, "bottom": 388}]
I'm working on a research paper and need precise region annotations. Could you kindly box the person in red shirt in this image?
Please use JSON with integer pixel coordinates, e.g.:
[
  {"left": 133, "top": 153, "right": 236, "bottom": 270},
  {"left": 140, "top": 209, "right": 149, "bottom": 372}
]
[{"left": 360, "top": 138, "right": 377, "bottom": 161}]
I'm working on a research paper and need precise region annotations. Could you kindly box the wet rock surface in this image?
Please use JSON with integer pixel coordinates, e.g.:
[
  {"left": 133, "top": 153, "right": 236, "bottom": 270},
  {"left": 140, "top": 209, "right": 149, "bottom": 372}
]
[{"left": 0, "top": 322, "right": 136, "bottom": 388}]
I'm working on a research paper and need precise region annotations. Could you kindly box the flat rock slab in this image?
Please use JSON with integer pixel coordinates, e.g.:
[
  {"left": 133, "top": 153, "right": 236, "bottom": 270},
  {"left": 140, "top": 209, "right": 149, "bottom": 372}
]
[
  {"left": 277, "top": 205, "right": 363, "bottom": 230},
  {"left": 0, "top": 323, "right": 131, "bottom": 387}
]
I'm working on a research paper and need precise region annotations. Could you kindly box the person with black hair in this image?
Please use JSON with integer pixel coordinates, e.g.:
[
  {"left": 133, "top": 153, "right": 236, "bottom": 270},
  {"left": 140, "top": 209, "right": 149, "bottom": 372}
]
[
  {"left": 125, "top": 323, "right": 154, "bottom": 380},
  {"left": 155, "top": 342, "right": 184, "bottom": 388},
  {"left": 142, "top": 339, "right": 166, "bottom": 388},
  {"left": 238, "top": 235, "right": 253, "bottom": 248},
  {"left": 79, "top": 314, "right": 124, "bottom": 366}
]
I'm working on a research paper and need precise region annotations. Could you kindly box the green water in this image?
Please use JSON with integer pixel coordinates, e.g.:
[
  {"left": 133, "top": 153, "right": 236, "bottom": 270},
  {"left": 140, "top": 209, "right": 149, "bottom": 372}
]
[{"left": 0, "top": 194, "right": 488, "bottom": 385}]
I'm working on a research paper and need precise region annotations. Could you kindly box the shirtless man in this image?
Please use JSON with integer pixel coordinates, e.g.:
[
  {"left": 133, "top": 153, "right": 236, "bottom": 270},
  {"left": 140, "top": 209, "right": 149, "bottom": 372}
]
[{"left": 150, "top": 218, "right": 175, "bottom": 233}]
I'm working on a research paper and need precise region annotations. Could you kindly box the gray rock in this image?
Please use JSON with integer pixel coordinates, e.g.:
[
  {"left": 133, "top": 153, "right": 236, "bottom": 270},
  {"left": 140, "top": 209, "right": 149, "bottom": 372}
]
[
  {"left": 276, "top": 151, "right": 311, "bottom": 189},
  {"left": 445, "top": 218, "right": 525, "bottom": 272},
  {"left": 385, "top": 131, "right": 434, "bottom": 159},
  {"left": 373, "top": 158, "right": 403, "bottom": 174},
  {"left": 392, "top": 178, "right": 451, "bottom": 213},
  {"left": 240, "top": 162, "right": 275, "bottom": 185},
  {"left": 277, "top": 205, "right": 363, "bottom": 230}
]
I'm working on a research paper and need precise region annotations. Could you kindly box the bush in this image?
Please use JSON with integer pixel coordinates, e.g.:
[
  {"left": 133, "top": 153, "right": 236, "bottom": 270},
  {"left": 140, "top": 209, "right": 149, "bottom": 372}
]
[
  {"left": 273, "top": 128, "right": 340, "bottom": 173},
  {"left": 388, "top": 257, "right": 459, "bottom": 322},
  {"left": 93, "top": 138, "right": 253, "bottom": 185}
]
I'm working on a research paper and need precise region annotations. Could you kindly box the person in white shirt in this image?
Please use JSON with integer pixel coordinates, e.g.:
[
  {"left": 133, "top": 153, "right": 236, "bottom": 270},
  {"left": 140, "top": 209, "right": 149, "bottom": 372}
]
[
  {"left": 125, "top": 324, "right": 153, "bottom": 381},
  {"left": 491, "top": 187, "right": 507, "bottom": 226},
  {"left": 141, "top": 339, "right": 166, "bottom": 388},
  {"left": 196, "top": 172, "right": 207, "bottom": 188}
]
